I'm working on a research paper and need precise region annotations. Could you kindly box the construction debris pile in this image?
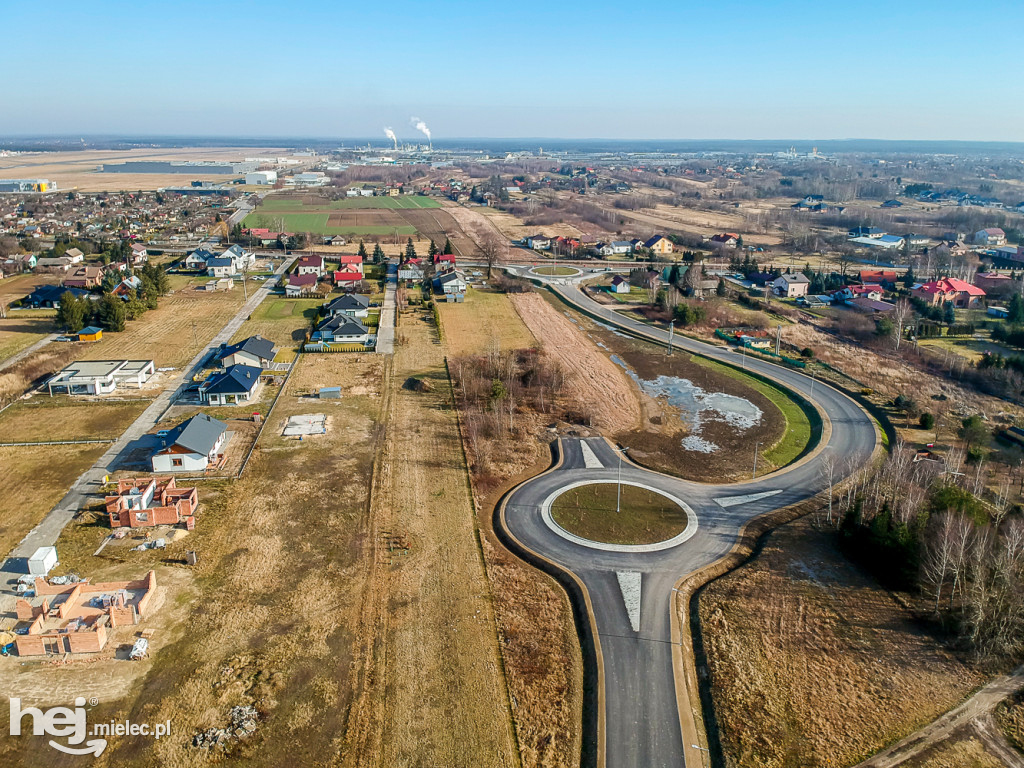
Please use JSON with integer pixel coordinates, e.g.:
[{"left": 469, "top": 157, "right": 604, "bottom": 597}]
[{"left": 192, "top": 704, "right": 259, "bottom": 749}]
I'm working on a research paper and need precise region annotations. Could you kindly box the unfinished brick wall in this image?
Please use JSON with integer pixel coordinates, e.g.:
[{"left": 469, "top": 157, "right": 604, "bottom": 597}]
[
  {"left": 108, "top": 605, "right": 136, "bottom": 628},
  {"left": 66, "top": 628, "right": 105, "bottom": 654},
  {"left": 56, "top": 584, "right": 84, "bottom": 619},
  {"left": 135, "top": 571, "right": 157, "bottom": 617},
  {"left": 15, "top": 636, "right": 47, "bottom": 656}
]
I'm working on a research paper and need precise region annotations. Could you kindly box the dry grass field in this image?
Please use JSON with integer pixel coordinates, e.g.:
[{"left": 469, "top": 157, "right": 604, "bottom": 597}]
[
  {"left": 78, "top": 282, "right": 244, "bottom": 368},
  {"left": 0, "top": 353, "right": 385, "bottom": 768},
  {"left": 0, "top": 146, "right": 289, "bottom": 192},
  {"left": 698, "top": 515, "right": 987, "bottom": 768},
  {"left": 0, "top": 315, "right": 54, "bottom": 363},
  {"left": 436, "top": 287, "right": 537, "bottom": 357},
  {"left": 0, "top": 443, "right": 105, "bottom": 558},
  {"left": 899, "top": 733, "right": 1004, "bottom": 768},
  {"left": 0, "top": 398, "right": 149, "bottom": 442}
]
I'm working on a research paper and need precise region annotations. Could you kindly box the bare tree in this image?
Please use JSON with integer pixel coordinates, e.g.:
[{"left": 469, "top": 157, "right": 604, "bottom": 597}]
[
  {"left": 891, "top": 298, "right": 914, "bottom": 351},
  {"left": 480, "top": 235, "right": 502, "bottom": 279},
  {"left": 819, "top": 450, "right": 837, "bottom": 526}
]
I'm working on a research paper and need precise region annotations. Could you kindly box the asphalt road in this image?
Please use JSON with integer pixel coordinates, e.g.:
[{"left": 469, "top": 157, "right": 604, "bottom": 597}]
[{"left": 499, "top": 271, "right": 880, "bottom": 768}]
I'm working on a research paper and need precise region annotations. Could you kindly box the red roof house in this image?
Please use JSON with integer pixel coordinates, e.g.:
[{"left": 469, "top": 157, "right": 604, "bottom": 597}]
[
  {"left": 337, "top": 255, "right": 364, "bottom": 274},
  {"left": 911, "top": 277, "right": 986, "bottom": 308},
  {"left": 333, "top": 270, "right": 363, "bottom": 285}
]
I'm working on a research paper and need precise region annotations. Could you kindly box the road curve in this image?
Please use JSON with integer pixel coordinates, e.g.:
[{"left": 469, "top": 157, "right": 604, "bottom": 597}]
[{"left": 498, "top": 271, "right": 880, "bottom": 767}]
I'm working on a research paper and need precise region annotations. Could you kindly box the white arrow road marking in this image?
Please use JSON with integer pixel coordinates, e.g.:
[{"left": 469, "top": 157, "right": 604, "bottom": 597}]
[
  {"left": 616, "top": 571, "right": 642, "bottom": 632},
  {"left": 49, "top": 739, "right": 107, "bottom": 756},
  {"left": 714, "top": 489, "right": 784, "bottom": 508},
  {"left": 580, "top": 442, "right": 603, "bottom": 468}
]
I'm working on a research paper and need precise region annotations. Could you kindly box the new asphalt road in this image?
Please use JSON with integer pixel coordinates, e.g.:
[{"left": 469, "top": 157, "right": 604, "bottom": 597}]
[{"left": 499, "top": 272, "right": 880, "bottom": 767}]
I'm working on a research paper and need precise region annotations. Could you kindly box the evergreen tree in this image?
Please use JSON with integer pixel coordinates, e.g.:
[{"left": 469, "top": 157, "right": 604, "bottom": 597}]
[
  {"left": 405, "top": 238, "right": 417, "bottom": 260},
  {"left": 903, "top": 266, "right": 915, "bottom": 287},
  {"left": 736, "top": 235, "right": 744, "bottom": 249},
  {"left": 428, "top": 239, "right": 438, "bottom": 258},
  {"left": 98, "top": 294, "right": 127, "bottom": 332},
  {"left": 943, "top": 302, "right": 956, "bottom": 325},
  {"left": 55, "top": 292, "right": 85, "bottom": 333},
  {"left": 1008, "top": 292, "right": 1024, "bottom": 324},
  {"left": 357, "top": 240, "right": 367, "bottom": 259},
  {"left": 101, "top": 270, "right": 119, "bottom": 293},
  {"left": 442, "top": 237, "right": 453, "bottom": 255},
  {"left": 668, "top": 264, "right": 680, "bottom": 285},
  {"left": 716, "top": 278, "right": 727, "bottom": 297},
  {"left": 373, "top": 243, "right": 385, "bottom": 263}
]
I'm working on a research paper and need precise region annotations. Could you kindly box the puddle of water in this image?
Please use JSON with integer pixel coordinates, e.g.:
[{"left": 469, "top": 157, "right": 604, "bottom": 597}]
[{"left": 611, "top": 355, "right": 762, "bottom": 452}]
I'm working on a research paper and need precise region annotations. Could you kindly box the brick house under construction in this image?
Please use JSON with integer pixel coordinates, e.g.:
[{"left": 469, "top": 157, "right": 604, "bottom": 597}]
[
  {"left": 105, "top": 477, "right": 199, "bottom": 530},
  {"left": 14, "top": 571, "right": 157, "bottom": 656}
]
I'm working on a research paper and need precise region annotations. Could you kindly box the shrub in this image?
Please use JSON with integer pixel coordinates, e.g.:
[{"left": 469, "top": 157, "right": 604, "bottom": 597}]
[
  {"left": 919, "top": 412, "right": 935, "bottom": 430},
  {"left": 800, "top": 347, "right": 814, "bottom": 358}
]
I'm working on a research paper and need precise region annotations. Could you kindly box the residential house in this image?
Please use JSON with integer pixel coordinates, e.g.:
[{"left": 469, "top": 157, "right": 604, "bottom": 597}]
[
  {"left": 111, "top": 275, "right": 143, "bottom": 299},
  {"left": 849, "top": 234, "right": 905, "bottom": 250},
  {"left": 597, "top": 241, "right": 634, "bottom": 257},
  {"left": 129, "top": 243, "right": 149, "bottom": 266},
  {"left": 859, "top": 270, "right": 899, "bottom": 287},
  {"left": 832, "top": 284, "right": 884, "bottom": 303},
  {"left": 434, "top": 253, "right": 457, "bottom": 270},
  {"left": 286, "top": 272, "right": 319, "bottom": 297},
  {"left": 994, "top": 245, "right": 1024, "bottom": 262},
  {"left": 643, "top": 235, "right": 673, "bottom": 254},
  {"left": 792, "top": 195, "right": 842, "bottom": 213},
  {"left": 849, "top": 298, "right": 896, "bottom": 314},
  {"left": 332, "top": 270, "right": 363, "bottom": 288},
  {"left": 911, "top": 277, "right": 986, "bottom": 308},
  {"left": 904, "top": 234, "right": 930, "bottom": 248},
  {"left": 398, "top": 259, "right": 424, "bottom": 280},
  {"left": 610, "top": 275, "right": 631, "bottom": 294},
  {"left": 222, "top": 244, "right": 255, "bottom": 271},
  {"left": 324, "top": 293, "right": 370, "bottom": 318},
  {"left": 206, "top": 257, "right": 235, "bottom": 278},
  {"left": 199, "top": 364, "right": 262, "bottom": 406},
  {"left": 337, "top": 254, "right": 364, "bottom": 274},
  {"left": 105, "top": 477, "right": 199, "bottom": 530},
  {"left": 629, "top": 238, "right": 645, "bottom": 251},
  {"left": 64, "top": 248, "right": 85, "bottom": 263},
  {"left": 525, "top": 234, "right": 551, "bottom": 250},
  {"left": 710, "top": 233, "right": 739, "bottom": 245},
  {"left": 216, "top": 335, "right": 277, "bottom": 368},
  {"left": 311, "top": 315, "right": 370, "bottom": 344},
  {"left": 23, "top": 284, "right": 90, "bottom": 308},
  {"left": 974, "top": 228, "right": 1007, "bottom": 246},
  {"left": 973, "top": 272, "right": 1015, "bottom": 296},
  {"left": 772, "top": 272, "right": 810, "bottom": 298},
  {"left": 880, "top": 199, "right": 903, "bottom": 208},
  {"left": 434, "top": 269, "right": 468, "bottom": 301},
  {"left": 62, "top": 266, "right": 103, "bottom": 289},
  {"left": 34, "top": 256, "right": 72, "bottom": 273},
  {"left": 296, "top": 255, "right": 325, "bottom": 277},
  {"left": 151, "top": 413, "right": 228, "bottom": 473},
  {"left": 47, "top": 359, "right": 155, "bottom": 396},
  {"left": 184, "top": 247, "right": 216, "bottom": 270}
]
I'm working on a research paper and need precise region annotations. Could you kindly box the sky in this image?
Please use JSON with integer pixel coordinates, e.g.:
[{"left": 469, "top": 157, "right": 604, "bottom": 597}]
[{"left": 4, "top": 0, "right": 1024, "bottom": 141}]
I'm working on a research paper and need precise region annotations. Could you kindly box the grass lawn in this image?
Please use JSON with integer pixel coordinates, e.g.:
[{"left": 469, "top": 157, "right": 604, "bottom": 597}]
[
  {"left": 692, "top": 355, "right": 815, "bottom": 468},
  {"left": 551, "top": 483, "right": 688, "bottom": 545},
  {"left": 532, "top": 266, "right": 578, "bottom": 276},
  {"left": 436, "top": 287, "right": 536, "bottom": 357},
  {"left": 0, "top": 398, "right": 151, "bottom": 442},
  {"left": 231, "top": 296, "right": 321, "bottom": 359}
]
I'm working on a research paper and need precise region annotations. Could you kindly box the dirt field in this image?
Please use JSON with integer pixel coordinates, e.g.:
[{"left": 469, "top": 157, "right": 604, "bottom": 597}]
[
  {"left": 698, "top": 515, "right": 987, "bottom": 768},
  {"left": 0, "top": 398, "right": 149, "bottom": 442},
  {"left": 509, "top": 291, "right": 641, "bottom": 433},
  {"left": 437, "top": 287, "right": 537, "bottom": 358},
  {"left": 341, "top": 312, "right": 520, "bottom": 768},
  {"left": 0, "top": 443, "right": 105, "bottom": 558},
  {"left": 0, "top": 147, "right": 290, "bottom": 192},
  {"left": 610, "top": 203, "right": 784, "bottom": 246}
]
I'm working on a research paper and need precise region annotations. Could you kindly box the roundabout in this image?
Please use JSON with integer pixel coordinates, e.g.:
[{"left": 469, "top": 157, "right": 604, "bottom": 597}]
[
  {"left": 529, "top": 265, "right": 583, "bottom": 277},
  {"left": 496, "top": 268, "right": 882, "bottom": 768}
]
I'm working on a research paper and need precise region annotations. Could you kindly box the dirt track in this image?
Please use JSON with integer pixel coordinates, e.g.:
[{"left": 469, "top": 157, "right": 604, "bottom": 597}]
[{"left": 509, "top": 292, "right": 641, "bottom": 433}]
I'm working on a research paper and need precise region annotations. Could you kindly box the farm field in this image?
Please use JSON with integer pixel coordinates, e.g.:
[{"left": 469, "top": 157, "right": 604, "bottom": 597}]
[
  {"left": 436, "top": 287, "right": 536, "bottom": 357},
  {"left": 0, "top": 398, "right": 150, "bottom": 443},
  {"left": 698, "top": 515, "right": 987, "bottom": 768},
  {"left": 0, "top": 443, "right": 106, "bottom": 559}
]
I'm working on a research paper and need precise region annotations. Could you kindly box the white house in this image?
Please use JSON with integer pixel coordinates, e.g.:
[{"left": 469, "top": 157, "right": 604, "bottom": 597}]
[
  {"left": 185, "top": 248, "right": 216, "bottom": 270},
  {"left": 975, "top": 228, "right": 1007, "bottom": 246},
  {"left": 206, "top": 257, "right": 235, "bottom": 278},
  {"left": 525, "top": 234, "right": 551, "bottom": 250},
  {"left": 598, "top": 241, "right": 633, "bottom": 257},
  {"left": 199, "top": 364, "right": 262, "bottom": 406},
  {"left": 773, "top": 273, "right": 810, "bottom": 298},
  {"left": 312, "top": 316, "right": 370, "bottom": 344},
  {"left": 610, "top": 275, "right": 631, "bottom": 294},
  {"left": 296, "top": 255, "right": 325, "bottom": 276},
  {"left": 324, "top": 293, "right": 370, "bottom": 318},
  {"left": 47, "top": 359, "right": 155, "bottom": 396},
  {"left": 151, "top": 413, "right": 228, "bottom": 473},
  {"left": 217, "top": 335, "right": 277, "bottom": 368}
]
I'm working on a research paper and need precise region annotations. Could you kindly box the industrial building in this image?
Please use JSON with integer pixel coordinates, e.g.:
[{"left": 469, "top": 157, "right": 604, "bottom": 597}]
[
  {"left": 0, "top": 178, "right": 56, "bottom": 193},
  {"left": 245, "top": 170, "right": 278, "bottom": 185}
]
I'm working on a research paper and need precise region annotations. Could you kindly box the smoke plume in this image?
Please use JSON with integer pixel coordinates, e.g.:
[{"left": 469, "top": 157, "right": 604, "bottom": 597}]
[
  {"left": 383, "top": 127, "right": 398, "bottom": 149},
  {"left": 411, "top": 117, "right": 432, "bottom": 144}
]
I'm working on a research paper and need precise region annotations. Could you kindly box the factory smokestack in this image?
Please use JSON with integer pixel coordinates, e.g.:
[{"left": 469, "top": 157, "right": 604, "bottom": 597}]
[
  {"left": 383, "top": 127, "right": 398, "bottom": 150},
  {"left": 411, "top": 117, "right": 432, "bottom": 148}
]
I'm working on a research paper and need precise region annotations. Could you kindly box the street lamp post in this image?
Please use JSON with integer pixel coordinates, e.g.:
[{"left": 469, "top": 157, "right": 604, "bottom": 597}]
[
  {"left": 752, "top": 441, "right": 762, "bottom": 479},
  {"left": 615, "top": 445, "right": 630, "bottom": 515}
]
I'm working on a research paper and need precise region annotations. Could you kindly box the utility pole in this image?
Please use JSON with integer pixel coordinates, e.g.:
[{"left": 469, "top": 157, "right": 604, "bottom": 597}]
[
  {"left": 752, "top": 441, "right": 762, "bottom": 479},
  {"left": 775, "top": 324, "right": 782, "bottom": 356},
  {"left": 615, "top": 445, "right": 630, "bottom": 515},
  {"left": 668, "top": 320, "right": 674, "bottom": 355}
]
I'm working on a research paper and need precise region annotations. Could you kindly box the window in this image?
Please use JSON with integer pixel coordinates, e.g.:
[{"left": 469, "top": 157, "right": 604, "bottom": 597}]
[
  {"left": 172, "top": 458, "right": 183, "bottom": 467},
  {"left": 136, "top": 512, "right": 148, "bottom": 522}
]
